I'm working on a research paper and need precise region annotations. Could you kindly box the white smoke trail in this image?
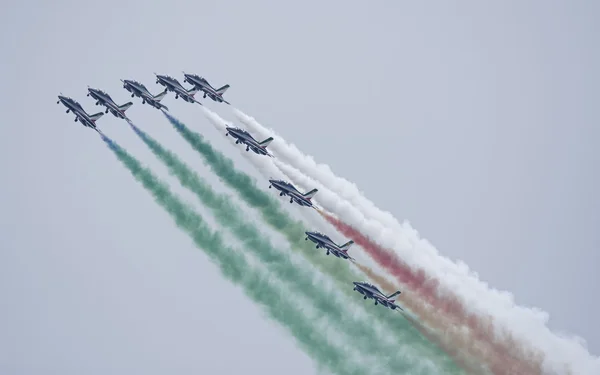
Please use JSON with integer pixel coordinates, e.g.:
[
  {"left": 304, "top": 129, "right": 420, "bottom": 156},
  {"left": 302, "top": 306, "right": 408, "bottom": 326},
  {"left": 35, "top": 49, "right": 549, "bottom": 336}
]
[
  {"left": 200, "top": 107, "right": 345, "bottom": 238},
  {"left": 231, "top": 108, "right": 600, "bottom": 375},
  {"left": 197, "top": 107, "right": 456, "bottom": 374}
]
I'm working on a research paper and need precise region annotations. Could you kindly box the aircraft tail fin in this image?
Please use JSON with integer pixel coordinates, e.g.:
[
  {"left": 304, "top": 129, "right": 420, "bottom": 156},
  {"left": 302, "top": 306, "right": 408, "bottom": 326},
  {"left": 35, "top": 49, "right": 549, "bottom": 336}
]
[
  {"left": 338, "top": 240, "right": 354, "bottom": 251},
  {"left": 118, "top": 102, "right": 134, "bottom": 112},
  {"left": 89, "top": 111, "right": 105, "bottom": 122},
  {"left": 215, "top": 84, "right": 230, "bottom": 95},
  {"left": 302, "top": 188, "right": 318, "bottom": 199},
  {"left": 154, "top": 89, "right": 168, "bottom": 102},
  {"left": 386, "top": 291, "right": 401, "bottom": 300},
  {"left": 259, "top": 137, "right": 274, "bottom": 148}
]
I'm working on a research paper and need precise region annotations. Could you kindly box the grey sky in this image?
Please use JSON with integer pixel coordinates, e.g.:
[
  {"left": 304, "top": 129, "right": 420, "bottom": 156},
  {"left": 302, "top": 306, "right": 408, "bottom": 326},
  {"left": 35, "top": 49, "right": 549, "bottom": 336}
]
[{"left": 1, "top": 0, "right": 598, "bottom": 373}]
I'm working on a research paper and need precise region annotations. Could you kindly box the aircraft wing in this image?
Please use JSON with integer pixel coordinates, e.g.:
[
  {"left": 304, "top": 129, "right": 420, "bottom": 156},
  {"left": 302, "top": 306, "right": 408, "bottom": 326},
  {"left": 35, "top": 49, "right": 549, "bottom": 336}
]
[
  {"left": 118, "top": 102, "right": 134, "bottom": 112},
  {"left": 88, "top": 112, "right": 105, "bottom": 121}
]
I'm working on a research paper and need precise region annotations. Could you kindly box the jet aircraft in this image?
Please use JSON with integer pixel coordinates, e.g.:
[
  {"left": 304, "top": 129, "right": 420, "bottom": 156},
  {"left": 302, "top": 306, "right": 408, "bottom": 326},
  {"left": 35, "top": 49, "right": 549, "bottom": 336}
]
[
  {"left": 57, "top": 94, "right": 104, "bottom": 132},
  {"left": 87, "top": 87, "right": 133, "bottom": 120},
  {"left": 353, "top": 282, "right": 403, "bottom": 311},
  {"left": 155, "top": 73, "right": 199, "bottom": 104},
  {"left": 305, "top": 231, "right": 355, "bottom": 261},
  {"left": 225, "top": 126, "right": 273, "bottom": 156},
  {"left": 122, "top": 79, "right": 169, "bottom": 111},
  {"left": 183, "top": 72, "right": 230, "bottom": 104},
  {"left": 268, "top": 179, "right": 318, "bottom": 207}
]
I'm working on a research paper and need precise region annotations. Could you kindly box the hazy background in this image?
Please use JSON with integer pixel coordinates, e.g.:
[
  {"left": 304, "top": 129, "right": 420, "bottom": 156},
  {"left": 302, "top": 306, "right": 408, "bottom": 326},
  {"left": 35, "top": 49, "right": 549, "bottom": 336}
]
[{"left": 1, "top": 0, "right": 598, "bottom": 373}]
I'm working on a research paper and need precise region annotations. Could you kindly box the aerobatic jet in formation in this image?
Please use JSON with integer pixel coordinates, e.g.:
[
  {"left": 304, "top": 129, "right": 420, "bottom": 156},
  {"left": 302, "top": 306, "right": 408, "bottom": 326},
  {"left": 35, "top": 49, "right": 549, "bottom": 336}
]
[
  {"left": 87, "top": 87, "right": 133, "bottom": 120},
  {"left": 225, "top": 126, "right": 273, "bottom": 156},
  {"left": 353, "top": 282, "right": 403, "bottom": 311},
  {"left": 183, "top": 72, "right": 230, "bottom": 104},
  {"left": 122, "top": 79, "right": 169, "bottom": 111},
  {"left": 57, "top": 94, "right": 104, "bottom": 132},
  {"left": 268, "top": 179, "right": 318, "bottom": 207},
  {"left": 155, "top": 73, "right": 200, "bottom": 104},
  {"left": 305, "top": 231, "right": 355, "bottom": 261}
]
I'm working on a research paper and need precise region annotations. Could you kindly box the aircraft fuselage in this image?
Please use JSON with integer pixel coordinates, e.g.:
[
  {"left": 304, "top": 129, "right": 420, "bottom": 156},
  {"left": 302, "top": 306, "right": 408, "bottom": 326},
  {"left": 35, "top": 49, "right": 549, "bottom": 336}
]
[
  {"left": 155, "top": 75, "right": 196, "bottom": 103},
  {"left": 57, "top": 96, "right": 98, "bottom": 130},
  {"left": 353, "top": 282, "right": 401, "bottom": 310},
  {"left": 268, "top": 179, "right": 313, "bottom": 207},
  {"left": 183, "top": 74, "right": 228, "bottom": 103},
  {"left": 123, "top": 80, "right": 164, "bottom": 110},
  {"left": 305, "top": 231, "right": 350, "bottom": 259},
  {"left": 226, "top": 127, "right": 268, "bottom": 155},
  {"left": 87, "top": 88, "right": 126, "bottom": 119}
]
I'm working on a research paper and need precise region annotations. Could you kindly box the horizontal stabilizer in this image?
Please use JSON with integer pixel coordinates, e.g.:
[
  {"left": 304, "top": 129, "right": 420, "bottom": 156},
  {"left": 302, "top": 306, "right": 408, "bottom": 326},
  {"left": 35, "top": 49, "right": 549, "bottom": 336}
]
[
  {"left": 302, "top": 188, "right": 318, "bottom": 199},
  {"left": 216, "top": 84, "right": 230, "bottom": 95},
  {"left": 118, "top": 102, "right": 134, "bottom": 112},
  {"left": 259, "top": 137, "right": 274, "bottom": 148},
  {"left": 154, "top": 89, "right": 168, "bottom": 101},
  {"left": 89, "top": 112, "right": 105, "bottom": 121},
  {"left": 387, "top": 291, "right": 401, "bottom": 299},
  {"left": 338, "top": 240, "right": 354, "bottom": 251},
  {"left": 187, "top": 86, "right": 199, "bottom": 96}
]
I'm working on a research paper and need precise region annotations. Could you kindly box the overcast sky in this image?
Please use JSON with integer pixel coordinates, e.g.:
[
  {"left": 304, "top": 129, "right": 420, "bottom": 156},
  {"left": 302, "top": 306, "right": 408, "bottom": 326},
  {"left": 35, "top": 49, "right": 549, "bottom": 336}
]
[{"left": 1, "top": 0, "right": 598, "bottom": 373}]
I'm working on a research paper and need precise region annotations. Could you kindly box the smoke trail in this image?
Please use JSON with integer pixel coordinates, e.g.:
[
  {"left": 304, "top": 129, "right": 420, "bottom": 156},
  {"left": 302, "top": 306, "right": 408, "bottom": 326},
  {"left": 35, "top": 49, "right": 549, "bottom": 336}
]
[
  {"left": 354, "top": 263, "right": 543, "bottom": 375},
  {"left": 128, "top": 122, "right": 454, "bottom": 374},
  {"left": 215, "top": 109, "right": 546, "bottom": 374},
  {"left": 98, "top": 133, "right": 369, "bottom": 375},
  {"left": 321, "top": 210, "right": 545, "bottom": 375},
  {"left": 213, "top": 121, "right": 543, "bottom": 375},
  {"left": 199, "top": 106, "right": 334, "bottom": 236},
  {"left": 161, "top": 112, "right": 464, "bottom": 372},
  {"left": 231, "top": 110, "right": 600, "bottom": 374},
  {"left": 258, "top": 150, "right": 545, "bottom": 374}
]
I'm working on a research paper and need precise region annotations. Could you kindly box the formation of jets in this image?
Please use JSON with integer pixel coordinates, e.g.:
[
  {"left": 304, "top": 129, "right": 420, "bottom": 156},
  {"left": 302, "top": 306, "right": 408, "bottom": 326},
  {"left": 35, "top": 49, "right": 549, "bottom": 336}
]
[
  {"left": 57, "top": 72, "right": 405, "bottom": 314},
  {"left": 57, "top": 72, "right": 231, "bottom": 130}
]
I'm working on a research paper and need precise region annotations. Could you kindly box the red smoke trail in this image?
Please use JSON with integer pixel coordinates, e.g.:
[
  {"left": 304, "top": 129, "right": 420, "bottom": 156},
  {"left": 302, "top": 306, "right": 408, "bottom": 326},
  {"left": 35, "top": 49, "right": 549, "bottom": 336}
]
[
  {"left": 322, "top": 210, "right": 544, "bottom": 375},
  {"left": 356, "top": 263, "right": 541, "bottom": 375},
  {"left": 356, "top": 264, "right": 485, "bottom": 374}
]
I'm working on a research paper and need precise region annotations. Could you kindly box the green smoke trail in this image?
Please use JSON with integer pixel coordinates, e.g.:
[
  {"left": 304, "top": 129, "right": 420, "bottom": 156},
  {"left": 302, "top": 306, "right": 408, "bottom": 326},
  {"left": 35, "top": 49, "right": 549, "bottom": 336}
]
[
  {"left": 129, "top": 123, "right": 451, "bottom": 374},
  {"left": 162, "top": 112, "right": 464, "bottom": 374},
  {"left": 99, "top": 133, "right": 371, "bottom": 375}
]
